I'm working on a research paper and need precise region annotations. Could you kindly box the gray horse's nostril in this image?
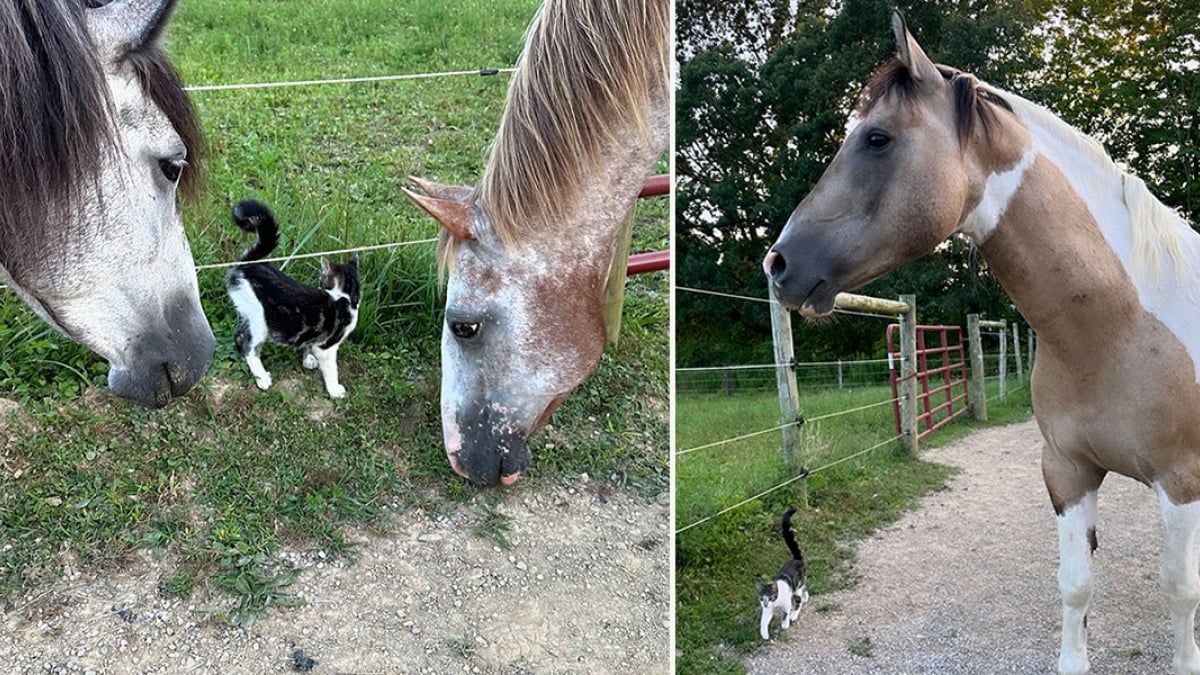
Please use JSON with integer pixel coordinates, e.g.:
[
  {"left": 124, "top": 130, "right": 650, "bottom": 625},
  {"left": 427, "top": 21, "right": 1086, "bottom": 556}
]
[{"left": 763, "top": 250, "right": 787, "bottom": 279}]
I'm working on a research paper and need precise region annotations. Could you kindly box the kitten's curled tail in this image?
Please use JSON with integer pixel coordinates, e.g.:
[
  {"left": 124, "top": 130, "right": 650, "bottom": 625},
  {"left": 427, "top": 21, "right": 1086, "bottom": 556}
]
[
  {"left": 781, "top": 508, "right": 804, "bottom": 563},
  {"left": 232, "top": 199, "right": 280, "bottom": 262}
]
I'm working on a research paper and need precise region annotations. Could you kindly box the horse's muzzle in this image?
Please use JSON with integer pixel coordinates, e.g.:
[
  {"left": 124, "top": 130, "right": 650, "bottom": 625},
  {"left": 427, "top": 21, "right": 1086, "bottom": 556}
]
[
  {"left": 108, "top": 316, "right": 215, "bottom": 407},
  {"left": 448, "top": 429, "right": 531, "bottom": 486},
  {"left": 763, "top": 244, "right": 839, "bottom": 316}
]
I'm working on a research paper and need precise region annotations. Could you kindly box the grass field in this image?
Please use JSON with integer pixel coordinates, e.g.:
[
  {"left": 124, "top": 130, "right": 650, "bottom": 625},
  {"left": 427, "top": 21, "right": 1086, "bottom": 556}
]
[
  {"left": 675, "top": 376, "right": 1033, "bottom": 675},
  {"left": 0, "top": 0, "right": 668, "bottom": 623}
]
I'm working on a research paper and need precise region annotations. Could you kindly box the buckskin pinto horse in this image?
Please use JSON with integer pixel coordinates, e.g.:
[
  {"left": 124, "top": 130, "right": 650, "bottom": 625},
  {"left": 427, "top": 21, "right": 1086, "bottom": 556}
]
[
  {"left": 405, "top": 0, "right": 669, "bottom": 486},
  {"left": 765, "top": 12, "right": 1200, "bottom": 675},
  {"left": 0, "top": 0, "right": 213, "bottom": 407}
]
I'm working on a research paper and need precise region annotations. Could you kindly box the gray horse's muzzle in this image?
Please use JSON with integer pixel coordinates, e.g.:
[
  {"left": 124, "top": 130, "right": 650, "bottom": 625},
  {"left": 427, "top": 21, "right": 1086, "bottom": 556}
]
[
  {"left": 108, "top": 304, "right": 215, "bottom": 408},
  {"left": 764, "top": 228, "right": 845, "bottom": 315}
]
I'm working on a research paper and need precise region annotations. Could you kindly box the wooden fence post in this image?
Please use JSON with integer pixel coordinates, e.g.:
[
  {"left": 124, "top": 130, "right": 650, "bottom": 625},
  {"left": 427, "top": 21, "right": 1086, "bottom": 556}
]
[
  {"left": 768, "top": 285, "right": 806, "bottom": 505},
  {"left": 1028, "top": 330, "right": 1035, "bottom": 373},
  {"left": 898, "top": 294, "right": 919, "bottom": 455},
  {"left": 967, "top": 314, "right": 987, "bottom": 421},
  {"left": 837, "top": 359, "right": 843, "bottom": 390},
  {"left": 1012, "top": 322, "right": 1023, "bottom": 382},
  {"left": 998, "top": 325, "right": 1007, "bottom": 403}
]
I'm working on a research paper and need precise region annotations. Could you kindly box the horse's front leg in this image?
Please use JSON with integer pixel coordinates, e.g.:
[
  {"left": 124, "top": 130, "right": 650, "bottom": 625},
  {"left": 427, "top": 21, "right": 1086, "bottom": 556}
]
[
  {"left": 1156, "top": 484, "right": 1200, "bottom": 674},
  {"left": 1054, "top": 490, "right": 1099, "bottom": 675}
]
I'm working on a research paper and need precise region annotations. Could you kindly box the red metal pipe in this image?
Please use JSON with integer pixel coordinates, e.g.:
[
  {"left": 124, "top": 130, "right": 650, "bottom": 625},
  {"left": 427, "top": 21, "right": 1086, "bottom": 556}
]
[
  {"left": 639, "top": 174, "right": 671, "bottom": 198},
  {"left": 626, "top": 250, "right": 669, "bottom": 275}
]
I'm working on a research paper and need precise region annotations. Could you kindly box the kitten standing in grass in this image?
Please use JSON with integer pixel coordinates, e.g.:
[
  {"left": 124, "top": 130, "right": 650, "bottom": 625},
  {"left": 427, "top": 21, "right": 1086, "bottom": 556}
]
[
  {"left": 759, "top": 507, "right": 809, "bottom": 640},
  {"left": 226, "top": 199, "right": 360, "bottom": 398}
]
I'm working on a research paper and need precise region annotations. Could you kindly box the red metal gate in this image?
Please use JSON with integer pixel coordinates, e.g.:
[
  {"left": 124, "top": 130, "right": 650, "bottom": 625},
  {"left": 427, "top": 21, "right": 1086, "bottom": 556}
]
[{"left": 887, "top": 324, "right": 970, "bottom": 440}]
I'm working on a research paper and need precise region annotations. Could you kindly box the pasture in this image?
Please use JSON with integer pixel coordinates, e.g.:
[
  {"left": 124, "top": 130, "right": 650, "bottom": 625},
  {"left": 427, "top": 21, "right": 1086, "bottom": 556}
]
[
  {"left": 0, "top": 0, "right": 668, "bottom": 629},
  {"left": 675, "top": 377, "right": 1033, "bottom": 675}
]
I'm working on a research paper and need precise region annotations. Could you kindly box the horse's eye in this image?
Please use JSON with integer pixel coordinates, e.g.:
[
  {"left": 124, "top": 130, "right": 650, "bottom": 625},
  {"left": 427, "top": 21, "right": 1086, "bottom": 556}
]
[
  {"left": 158, "top": 157, "right": 186, "bottom": 184},
  {"left": 865, "top": 131, "right": 892, "bottom": 151},
  {"left": 451, "top": 322, "right": 481, "bottom": 340}
]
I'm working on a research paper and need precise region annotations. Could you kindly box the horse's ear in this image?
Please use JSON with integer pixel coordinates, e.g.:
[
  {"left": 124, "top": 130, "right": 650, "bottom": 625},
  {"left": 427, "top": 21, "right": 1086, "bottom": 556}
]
[
  {"left": 403, "top": 188, "right": 476, "bottom": 241},
  {"left": 408, "top": 176, "right": 474, "bottom": 203},
  {"left": 890, "top": 9, "right": 941, "bottom": 86},
  {"left": 86, "top": 0, "right": 179, "bottom": 58}
]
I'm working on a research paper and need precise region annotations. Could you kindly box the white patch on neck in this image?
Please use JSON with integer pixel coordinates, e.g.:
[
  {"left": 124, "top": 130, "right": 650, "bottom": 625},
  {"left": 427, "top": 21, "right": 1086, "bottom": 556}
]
[
  {"left": 1007, "top": 93, "right": 1200, "bottom": 382},
  {"left": 956, "top": 149, "right": 1036, "bottom": 244}
]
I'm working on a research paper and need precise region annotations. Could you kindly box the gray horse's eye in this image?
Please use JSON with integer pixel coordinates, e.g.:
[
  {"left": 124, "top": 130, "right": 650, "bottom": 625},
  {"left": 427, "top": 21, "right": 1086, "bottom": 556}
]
[
  {"left": 158, "top": 158, "right": 186, "bottom": 184},
  {"left": 451, "top": 322, "right": 481, "bottom": 340},
  {"left": 865, "top": 130, "right": 892, "bottom": 151}
]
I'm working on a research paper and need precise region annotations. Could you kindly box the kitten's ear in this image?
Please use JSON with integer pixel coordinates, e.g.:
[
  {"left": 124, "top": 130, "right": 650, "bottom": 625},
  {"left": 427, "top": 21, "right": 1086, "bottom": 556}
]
[
  {"left": 320, "top": 257, "right": 332, "bottom": 275},
  {"left": 349, "top": 253, "right": 360, "bottom": 267}
]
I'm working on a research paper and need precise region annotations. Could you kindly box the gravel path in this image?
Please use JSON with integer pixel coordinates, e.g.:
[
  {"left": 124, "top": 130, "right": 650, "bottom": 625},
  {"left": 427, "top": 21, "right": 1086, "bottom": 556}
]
[
  {"left": 0, "top": 479, "right": 669, "bottom": 674},
  {"left": 748, "top": 420, "right": 1177, "bottom": 674}
]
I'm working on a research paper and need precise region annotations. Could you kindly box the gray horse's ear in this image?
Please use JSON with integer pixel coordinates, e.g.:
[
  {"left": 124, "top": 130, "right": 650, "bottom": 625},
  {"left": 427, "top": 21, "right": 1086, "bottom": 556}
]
[
  {"left": 408, "top": 176, "right": 474, "bottom": 203},
  {"left": 891, "top": 9, "right": 941, "bottom": 85},
  {"left": 403, "top": 188, "right": 476, "bottom": 241},
  {"left": 86, "top": 0, "right": 179, "bottom": 59}
]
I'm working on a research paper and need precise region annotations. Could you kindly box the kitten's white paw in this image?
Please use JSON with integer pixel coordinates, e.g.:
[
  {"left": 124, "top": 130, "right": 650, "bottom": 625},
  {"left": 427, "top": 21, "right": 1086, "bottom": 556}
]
[
  {"left": 781, "top": 618, "right": 791, "bottom": 630},
  {"left": 327, "top": 383, "right": 346, "bottom": 398},
  {"left": 760, "top": 628, "right": 770, "bottom": 640},
  {"left": 302, "top": 353, "right": 318, "bottom": 369},
  {"left": 255, "top": 375, "right": 273, "bottom": 390}
]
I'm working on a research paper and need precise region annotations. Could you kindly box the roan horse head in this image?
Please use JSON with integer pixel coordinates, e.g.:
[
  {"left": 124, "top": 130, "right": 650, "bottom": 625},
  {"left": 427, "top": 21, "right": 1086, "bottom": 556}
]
[
  {"left": 0, "top": 0, "right": 213, "bottom": 407},
  {"left": 765, "top": 11, "right": 1014, "bottom": 316},
  {"left": 405, "top": 0, "right": 669, "bottom": 485}
]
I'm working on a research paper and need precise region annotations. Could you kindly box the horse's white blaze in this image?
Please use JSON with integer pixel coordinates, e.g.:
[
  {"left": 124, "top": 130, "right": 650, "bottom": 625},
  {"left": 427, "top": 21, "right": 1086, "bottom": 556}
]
[
  {"left": 957, "top": 148, "right": 1036, "bottom": 244},
  {"left": 1056, "top": 493, "right": 1097, "bottom": 675},
  {"left": 1006, "top": 96, "right": 1200, "bottom": 383},
  {"left": 1156, "top": 484, "right": 1200, "bottom": 674}
]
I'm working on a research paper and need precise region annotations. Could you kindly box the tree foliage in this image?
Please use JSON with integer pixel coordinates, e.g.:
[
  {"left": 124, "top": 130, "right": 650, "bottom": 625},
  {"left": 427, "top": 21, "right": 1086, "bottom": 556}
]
[{"left": 676, "top": 0, "right": 1200, "bottom": 367}]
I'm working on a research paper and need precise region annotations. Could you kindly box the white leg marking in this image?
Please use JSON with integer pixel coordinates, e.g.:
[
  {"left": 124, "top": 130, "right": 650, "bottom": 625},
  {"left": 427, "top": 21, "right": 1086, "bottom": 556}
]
[
  {"left": 760, "top": 605, "right": 772, "bottom": 640},
  {"left": 302, "top": 349, "right": 318, "bottom": 369},
  {"left": 957, "top": 148, "right": 1036, "bottom": 244},
  {"left": 229, "top": 279, "right": 273, "bottom": 390},
  {"left": 1057, "top": 492, "right": 1097, "bottom": 675},
  {"left": 313, "top": 345, "right": 345, "bottom": 398},
  {"left": 1157, "top": 484, "right": 1200, "bottom": 674}
]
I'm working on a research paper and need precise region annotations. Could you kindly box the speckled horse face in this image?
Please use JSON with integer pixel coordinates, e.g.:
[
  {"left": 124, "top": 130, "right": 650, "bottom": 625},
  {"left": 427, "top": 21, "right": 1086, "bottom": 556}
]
[{"left": 408, "top": 184, "right": 610, "bottom": 485}]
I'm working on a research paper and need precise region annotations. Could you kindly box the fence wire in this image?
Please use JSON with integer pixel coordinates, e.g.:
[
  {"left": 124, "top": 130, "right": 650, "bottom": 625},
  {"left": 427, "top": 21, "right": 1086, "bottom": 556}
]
[
  {"left": 676, "top": 433, "right": 904, "bottom": 534},
  {"left": 184, "top": 67, "right": 516, "bottom": 92}
]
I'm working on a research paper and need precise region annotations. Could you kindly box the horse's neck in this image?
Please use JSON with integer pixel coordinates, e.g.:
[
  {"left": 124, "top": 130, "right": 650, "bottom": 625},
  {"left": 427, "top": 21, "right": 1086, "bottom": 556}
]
[
  {"left": 547, "top": 99, "right": 669, "bottom": 270},
  {"left": 978, "top": 154, "right": 1142, "bottom": 352}
]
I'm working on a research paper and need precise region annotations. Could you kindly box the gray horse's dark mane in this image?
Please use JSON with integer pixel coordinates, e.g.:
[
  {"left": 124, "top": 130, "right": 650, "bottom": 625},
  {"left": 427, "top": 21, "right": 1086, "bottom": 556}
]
[
  {"left": 0, "top": 0, "right": 203, "bottom": 276},
  {"left": 858, "top": 58, "right": 1014, "bottom": 148}
]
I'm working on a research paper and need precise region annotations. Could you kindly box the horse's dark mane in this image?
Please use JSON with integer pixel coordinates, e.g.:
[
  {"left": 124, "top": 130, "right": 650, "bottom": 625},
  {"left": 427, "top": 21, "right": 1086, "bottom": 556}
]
[
  {"left": 858, "top": 58, "right": 1014, "bottom": 148},
  {"left": 0, "top": 0, "right": 203, "bottom": 276}
]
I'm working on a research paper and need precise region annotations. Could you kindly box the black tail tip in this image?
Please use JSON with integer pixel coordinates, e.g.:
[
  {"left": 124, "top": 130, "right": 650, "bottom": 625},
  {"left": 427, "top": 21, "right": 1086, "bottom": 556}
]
[
  {"left": 782, "top": 507, "right": 797, "bottom": 520},
  {"left": 231, "top": 199, "right": 274, "bottom": 232}
]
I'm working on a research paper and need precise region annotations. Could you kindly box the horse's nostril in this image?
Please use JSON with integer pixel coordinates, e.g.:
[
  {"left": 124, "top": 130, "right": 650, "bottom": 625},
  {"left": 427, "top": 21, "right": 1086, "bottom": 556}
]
[{"left": 763, "top": 250, "right": 787, "bottom": 279}]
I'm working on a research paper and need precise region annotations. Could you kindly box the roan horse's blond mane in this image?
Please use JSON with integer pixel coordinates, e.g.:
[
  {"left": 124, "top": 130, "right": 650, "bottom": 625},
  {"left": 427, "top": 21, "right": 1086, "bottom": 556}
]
[{"left": 473, "top": 0, "right": 669, "bottom": 246}]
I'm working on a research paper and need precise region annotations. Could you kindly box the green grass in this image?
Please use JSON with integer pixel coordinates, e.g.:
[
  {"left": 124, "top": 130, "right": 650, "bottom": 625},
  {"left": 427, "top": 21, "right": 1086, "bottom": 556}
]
[
  {"left": 675, "top": 376, "right": 1033, "bottom": 675},
  {"left": 0, "top": 0, "right": 667, "bottom": 621}
]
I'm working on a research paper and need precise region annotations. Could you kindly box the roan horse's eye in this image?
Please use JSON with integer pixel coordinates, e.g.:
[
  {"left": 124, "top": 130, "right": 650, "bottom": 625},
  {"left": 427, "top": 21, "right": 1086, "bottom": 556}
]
[
  {"left": 865, "top": 130, "right": 892, "bottom": 151},
  {"left": 158, "top": 157, "right": 186, "bottom": 184},
  {"left": 451, "top": 322, "right": 481, "bottom": 340}
]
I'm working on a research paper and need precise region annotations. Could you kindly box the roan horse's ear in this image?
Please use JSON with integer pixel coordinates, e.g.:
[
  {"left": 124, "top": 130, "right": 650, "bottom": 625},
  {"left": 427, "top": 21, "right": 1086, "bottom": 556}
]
[
  {"left": 408, "top": 176, "right": 474, "bottom": 203},
  {"left": 402, "top": 188, "right": 476, "bottom": 241},
  {"left": 890, "top": 9, "right": 941, "bottom": 85},
  {"left": 86, "top": 0, "right": 179, "bottom": 59}
]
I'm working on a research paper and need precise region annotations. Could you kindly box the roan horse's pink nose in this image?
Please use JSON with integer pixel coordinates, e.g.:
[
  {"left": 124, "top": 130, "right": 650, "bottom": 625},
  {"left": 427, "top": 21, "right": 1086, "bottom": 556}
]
[{"left": 449, "top": 453, "right": 522, "bottom": 486}]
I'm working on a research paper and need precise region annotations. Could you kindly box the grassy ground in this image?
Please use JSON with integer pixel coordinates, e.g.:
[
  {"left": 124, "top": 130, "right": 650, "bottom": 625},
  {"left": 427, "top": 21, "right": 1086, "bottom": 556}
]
[
  {"left": 675, "top": 376, "right": 1033, "bottom": 675},
  {"left": 0, "top": 0, "right": 668, "bottom": 624}
]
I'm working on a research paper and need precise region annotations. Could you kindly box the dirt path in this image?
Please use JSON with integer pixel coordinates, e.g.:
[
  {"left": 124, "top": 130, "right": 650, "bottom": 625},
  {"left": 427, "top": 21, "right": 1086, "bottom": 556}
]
[
  {"left": 748, "top": 420, "right": 1175, "bottom": 674},
  {"left": 0, "top": 479, "right": 670, "bottom": 674}
]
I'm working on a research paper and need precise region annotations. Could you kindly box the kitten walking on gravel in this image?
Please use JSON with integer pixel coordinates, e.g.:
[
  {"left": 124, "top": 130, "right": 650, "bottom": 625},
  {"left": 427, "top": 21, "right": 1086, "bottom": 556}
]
[
  {"left": 226, "top": 199, "right": 360, "bottom": 398},
  {"left": 758, "top": 508, "right": 809, "bottom": 640}
]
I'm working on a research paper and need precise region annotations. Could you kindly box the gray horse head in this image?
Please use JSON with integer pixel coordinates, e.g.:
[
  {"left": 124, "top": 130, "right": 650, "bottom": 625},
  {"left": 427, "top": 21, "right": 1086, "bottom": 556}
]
[{"left": 0, "top": 0, "right": 213, "bottom": 407}]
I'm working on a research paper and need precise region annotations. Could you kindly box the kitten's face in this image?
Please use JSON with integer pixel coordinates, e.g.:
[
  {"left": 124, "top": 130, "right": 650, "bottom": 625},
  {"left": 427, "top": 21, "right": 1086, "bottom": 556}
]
[
  {"left": 320, "top": 255, "right": 361, "bottom": 306},
  {"left": 758, "top": 583, "right": 777, "bottom": 606}
]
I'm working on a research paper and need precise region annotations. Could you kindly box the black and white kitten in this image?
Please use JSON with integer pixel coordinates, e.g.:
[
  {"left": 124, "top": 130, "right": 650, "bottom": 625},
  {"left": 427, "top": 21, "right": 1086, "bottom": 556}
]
[
  {"left": 758, "top": 507, "right": 809, "bottom": 640},
  {"left": 226, "top": 199, "right": 360, "bottom": 398}
]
